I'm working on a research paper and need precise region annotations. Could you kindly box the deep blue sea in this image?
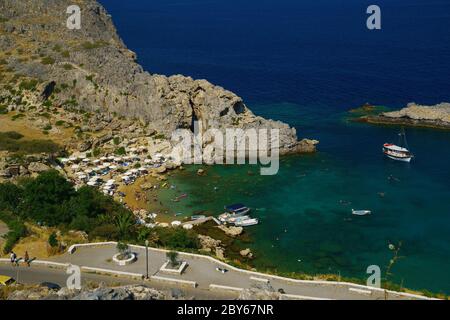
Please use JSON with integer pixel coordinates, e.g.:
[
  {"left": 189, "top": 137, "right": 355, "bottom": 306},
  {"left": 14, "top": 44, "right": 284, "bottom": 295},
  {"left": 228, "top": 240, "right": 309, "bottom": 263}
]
[{"left": 99, "top": 0, "right": 450, "bottom": 293}]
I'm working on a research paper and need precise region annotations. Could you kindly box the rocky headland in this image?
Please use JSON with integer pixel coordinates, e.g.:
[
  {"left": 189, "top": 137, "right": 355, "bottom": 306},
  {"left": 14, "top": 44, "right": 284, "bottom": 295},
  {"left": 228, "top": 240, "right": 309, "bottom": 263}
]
[
  {"left": 355, "top": 102, "right": 450, "bottom": 130},
  {"left": 0, "top": 0, "right": 318, "bottom": 163}
]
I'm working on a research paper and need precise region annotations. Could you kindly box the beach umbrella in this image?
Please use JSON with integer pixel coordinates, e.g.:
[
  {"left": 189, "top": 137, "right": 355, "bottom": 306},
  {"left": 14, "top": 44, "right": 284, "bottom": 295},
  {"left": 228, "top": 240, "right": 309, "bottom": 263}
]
[
  {"left": 171, "top": 221, "right": 182, "bottom": 227},
  {"left": 183, "top": 224, "right": 193, "bottom": 230}
]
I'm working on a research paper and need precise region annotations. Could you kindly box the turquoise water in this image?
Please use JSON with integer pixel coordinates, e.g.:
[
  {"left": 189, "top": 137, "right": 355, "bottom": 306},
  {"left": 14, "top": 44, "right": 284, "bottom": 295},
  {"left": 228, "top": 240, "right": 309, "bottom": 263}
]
[
  {"left": 99, "top": 0, "right": 450, "bottom": 293},
  {"left": 159, "top": 110, "right": 450, "bottom": 294}
]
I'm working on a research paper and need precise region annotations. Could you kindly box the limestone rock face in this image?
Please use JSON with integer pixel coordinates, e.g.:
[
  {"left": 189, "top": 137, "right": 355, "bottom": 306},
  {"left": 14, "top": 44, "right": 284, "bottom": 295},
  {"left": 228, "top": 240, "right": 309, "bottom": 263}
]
[{"left": 0, "top": 0, "right": 318, "bottom": 155}]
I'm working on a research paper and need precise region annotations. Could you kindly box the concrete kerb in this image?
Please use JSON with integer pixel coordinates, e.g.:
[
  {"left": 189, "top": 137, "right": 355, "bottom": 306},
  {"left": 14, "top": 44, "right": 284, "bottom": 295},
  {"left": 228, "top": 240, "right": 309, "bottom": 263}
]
[
  {"left": 209, "top": 284, "right": 244, "bottom": 293},
  {"left": 151, "top": 275, "right": 197, "bottom": 288},
  {"left": 67, "top": 242, "right": 434, "bottom": 300},
  {"left": 280, "top": 293, "right": 333, "bottom": 300},
  {"left": 81, "top": 266, "right": 144, "bottom": 279},
  {"left": 0, "top": 258, "right": 69, "bottom": 269}
]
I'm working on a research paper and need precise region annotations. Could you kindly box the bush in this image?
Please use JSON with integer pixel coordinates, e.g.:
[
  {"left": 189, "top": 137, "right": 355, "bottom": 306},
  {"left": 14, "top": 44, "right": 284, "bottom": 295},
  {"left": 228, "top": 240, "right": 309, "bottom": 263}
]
[
  {"left": 166, "top": 251, "right": 179, "bottom": 268},
  {"left": 0, "top": 105, "right": 8, "bottom": 114},
  {"left": 62, "top": 64, "right": 73, "bottom": 70},
  {"left": 114, "top": 147, "right": 126, "bottom": 155},
  {"left": 0, "top": 211, "right": 27, "bottom": 254},
  {"left": 48, "top": 232, "right": 59, "bottom": 248},
  {"left": 41, "top": 56, "right": 55, "bottom": 65},
  {"left": 0, "top": 131, "right": 61, "bottom": 154},
  {"left": 155, "top": 228, "right": 200, "bottom": 250},
  {"left": 19, "top": 79, "right": 38, "bottom": 91},
  {"left": 89, "top": 224, "right": 120, "bottom": 241}
]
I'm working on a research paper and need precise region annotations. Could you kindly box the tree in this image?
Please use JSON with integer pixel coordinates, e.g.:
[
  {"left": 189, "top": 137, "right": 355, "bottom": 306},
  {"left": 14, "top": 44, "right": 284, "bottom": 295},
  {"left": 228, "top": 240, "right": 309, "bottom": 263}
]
[
  {"left": 0, "top": 182, "right": 23, "bottom": 212},
  {"left": 20, "top": 170, "right": 75, "bottom": 225},
  {"left": 166, "top": 251, "right": 179, "bottom": 268},
  {"left": 114, "top": 210, "right": 135, "bottom": 239},
  {"left": 116, "top": 242, "right": 130, "bottom": 258},
  {"left": 48, "top": 232, "right": 59, "bottom": 248}
]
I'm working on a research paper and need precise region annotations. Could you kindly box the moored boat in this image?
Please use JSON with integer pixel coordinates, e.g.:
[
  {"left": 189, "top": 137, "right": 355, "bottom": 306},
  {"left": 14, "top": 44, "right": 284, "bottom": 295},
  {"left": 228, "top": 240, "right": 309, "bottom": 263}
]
[
  {"left": 383, "top": 129, "right": 414, "bottom": 162},
  {"left": 235, "top": 218, "right": 259, "bottom": 227},
  {"left": 352, "top": 209, "right": 372, "bottom": 216},
  {"left": 224, "top": 203, "right": 250, "bottom": 216}
]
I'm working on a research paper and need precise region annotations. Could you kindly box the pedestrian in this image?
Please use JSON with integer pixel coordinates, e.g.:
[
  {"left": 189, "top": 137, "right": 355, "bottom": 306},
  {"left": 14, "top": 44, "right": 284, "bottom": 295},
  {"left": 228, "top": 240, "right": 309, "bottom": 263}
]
[
  {"left": 10, "top": 251, "right": 16, "bottom": 266},
  {"left": 24, "top": 251, "right": 30, "bottom": 267}
]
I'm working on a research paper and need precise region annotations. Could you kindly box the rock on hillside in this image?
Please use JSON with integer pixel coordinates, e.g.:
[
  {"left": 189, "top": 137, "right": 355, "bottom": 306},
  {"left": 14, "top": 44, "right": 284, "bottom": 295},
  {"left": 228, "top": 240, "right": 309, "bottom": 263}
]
[{"left": 0, "top": 0, "right": 317, "bottom": 154}]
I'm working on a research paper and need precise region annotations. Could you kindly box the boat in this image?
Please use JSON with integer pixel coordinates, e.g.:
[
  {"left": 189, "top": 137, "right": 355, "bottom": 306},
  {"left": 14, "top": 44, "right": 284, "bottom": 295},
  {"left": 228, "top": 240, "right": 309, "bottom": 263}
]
[
  {"left": 383, "top": 128, "right": 414, "bottom": 162},
  {"left": 224, "top": 203, "right": 250, "bottom": 216},
  {"left": 191, "top": 215, "right": 206, "bottom": 221},
  {"left": 352, "top": 209, "right": 372, "bottom": 216},
  {"left": 219, "top": 214, "right": 251, "bottom": 224},
  {"left": 235, "top": 218, "right": 259, "bottom": 227}
]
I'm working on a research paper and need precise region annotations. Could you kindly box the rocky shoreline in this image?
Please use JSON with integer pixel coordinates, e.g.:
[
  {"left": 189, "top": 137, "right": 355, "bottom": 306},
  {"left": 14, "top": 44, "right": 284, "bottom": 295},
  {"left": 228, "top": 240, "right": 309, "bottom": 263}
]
[{"left": 355, "top": 102, "right": 450, "bottom": 130}]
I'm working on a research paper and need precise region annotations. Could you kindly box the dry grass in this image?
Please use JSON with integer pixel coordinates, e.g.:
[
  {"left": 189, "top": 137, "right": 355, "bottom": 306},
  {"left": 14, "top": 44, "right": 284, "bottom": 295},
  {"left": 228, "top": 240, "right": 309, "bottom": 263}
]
[{"left": 2, "top": 223, "right": 87, "bottom": 259}]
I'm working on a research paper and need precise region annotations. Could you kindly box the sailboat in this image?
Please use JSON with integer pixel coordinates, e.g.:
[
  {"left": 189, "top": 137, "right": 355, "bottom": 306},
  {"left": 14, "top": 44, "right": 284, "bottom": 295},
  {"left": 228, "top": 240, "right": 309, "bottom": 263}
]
[{"left": 383, "top": 128, "right": 414, "bottom": 162}]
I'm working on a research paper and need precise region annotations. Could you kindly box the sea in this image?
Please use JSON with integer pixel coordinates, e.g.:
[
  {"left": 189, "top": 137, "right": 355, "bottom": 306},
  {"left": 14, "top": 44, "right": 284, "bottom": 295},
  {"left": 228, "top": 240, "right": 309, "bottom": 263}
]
[{"left": 99, "top": 0, "right": 450, "bottom": 294}]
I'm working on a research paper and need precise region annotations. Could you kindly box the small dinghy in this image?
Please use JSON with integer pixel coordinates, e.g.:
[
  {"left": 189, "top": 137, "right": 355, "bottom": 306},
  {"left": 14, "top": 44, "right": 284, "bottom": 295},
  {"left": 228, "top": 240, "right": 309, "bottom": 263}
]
[{"left": 352, "top": 209, "right": 372, "bottom": 216}]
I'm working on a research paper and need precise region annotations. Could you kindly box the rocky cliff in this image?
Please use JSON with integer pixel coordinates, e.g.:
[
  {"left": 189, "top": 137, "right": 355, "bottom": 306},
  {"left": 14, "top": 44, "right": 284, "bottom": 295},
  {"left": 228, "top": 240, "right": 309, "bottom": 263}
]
[{"left": 0, "top": 0, "right": 317, "bottom": 154}]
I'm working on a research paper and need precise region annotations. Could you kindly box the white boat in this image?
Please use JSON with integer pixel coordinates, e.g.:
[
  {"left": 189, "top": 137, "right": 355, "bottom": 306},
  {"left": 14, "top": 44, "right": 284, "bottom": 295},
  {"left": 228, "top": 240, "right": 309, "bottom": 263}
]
[
  {"left": 383, "top": 129, "right": 414, "bottom": 162},
  {"left": 352, "top": 209, "right": 372, "bottom": 216},
  {"left": 235, "top": 218, "right": 259, "bottom": 227}
]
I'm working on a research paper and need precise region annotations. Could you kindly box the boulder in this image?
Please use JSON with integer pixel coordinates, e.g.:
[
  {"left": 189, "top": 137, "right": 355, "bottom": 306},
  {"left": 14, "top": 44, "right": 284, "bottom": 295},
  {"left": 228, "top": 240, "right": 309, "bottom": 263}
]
[
  {"left": 218, "top": 225, "right": 243, "bottom": 237},
  {"left": 240, "top": 248, "right": 253, "bottom": 259},
  {"left": 28, "top": 162, "right": 50, "bottom": 173}
]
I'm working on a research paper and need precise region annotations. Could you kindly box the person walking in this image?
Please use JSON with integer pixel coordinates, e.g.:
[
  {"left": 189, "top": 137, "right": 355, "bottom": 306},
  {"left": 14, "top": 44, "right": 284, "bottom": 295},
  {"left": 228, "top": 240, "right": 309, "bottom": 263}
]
[
  {"left": 24, "top": 251, "right": 30, "bottom": 267},
  {"left": 10, "top": 251, "right": 16, "bottom": 266}
]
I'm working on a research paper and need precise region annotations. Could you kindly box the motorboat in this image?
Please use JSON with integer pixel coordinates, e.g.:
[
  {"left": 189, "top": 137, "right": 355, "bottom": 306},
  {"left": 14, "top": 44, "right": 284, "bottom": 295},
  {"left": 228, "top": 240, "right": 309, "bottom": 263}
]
[
  {"left": 235, "top": 218, "right": 259, "bottom": 227},
  {"left": 224, "top": 203, "right": 250, "bottom": 216},
  {"left": 352, "top": 209, "right": 372, "bottom": 216}
]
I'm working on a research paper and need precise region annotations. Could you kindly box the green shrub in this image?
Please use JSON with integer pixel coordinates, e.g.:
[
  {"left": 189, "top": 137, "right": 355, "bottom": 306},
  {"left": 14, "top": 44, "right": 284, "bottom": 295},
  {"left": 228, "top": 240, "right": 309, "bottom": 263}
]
[
  {"left": 0, "top": 211, "right": 27, "bottom": 254},
  {"left": 19, "top": 79, "right": 38, "bottom": 91},
  {"left": 62, "top": 64, "right": 73, "bottom": 70},
  {"left": 41, "top": 56, "right": 55, "bottom": 65},
  {"left": 114, "top": 147, "right": 126, "bottom": 155},
  {"left": 0, "top": 131, "right": 60, "bottom": 155},
  {"left": 0, "top": 105, "right": 9, "bottom": 114},
  {"left": 48, "top": 232, "right": 59, "bottom": 248},
  {"left": 81, "top": 41, "right": 108, "bottom": 50},
  {"left": 11, "top": 113, "right": 25, "bottom": 121}
]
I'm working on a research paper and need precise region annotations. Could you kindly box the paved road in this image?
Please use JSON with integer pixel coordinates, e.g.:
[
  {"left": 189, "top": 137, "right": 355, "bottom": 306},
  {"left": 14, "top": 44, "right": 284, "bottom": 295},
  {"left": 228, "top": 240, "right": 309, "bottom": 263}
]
[
  {"left": 0, "top": 264, "right": 236, "bottom": 300},
  {"left": 49, "top": 244, "right": 424, "bottom": 300}
]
